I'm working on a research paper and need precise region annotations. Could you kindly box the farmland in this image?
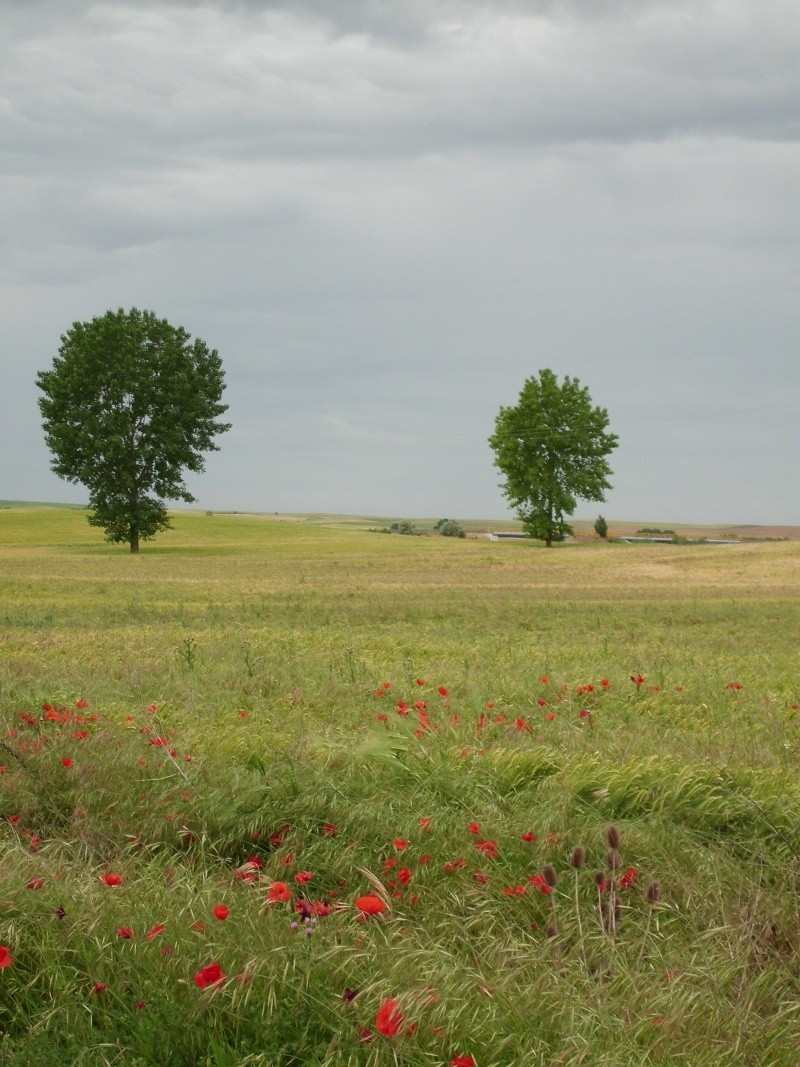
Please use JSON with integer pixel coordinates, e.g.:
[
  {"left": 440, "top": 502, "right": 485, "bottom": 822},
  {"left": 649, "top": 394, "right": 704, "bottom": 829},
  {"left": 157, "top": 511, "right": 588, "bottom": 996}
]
[{"left": 1, "top": 507, "right": 799, "bottom": 1066}]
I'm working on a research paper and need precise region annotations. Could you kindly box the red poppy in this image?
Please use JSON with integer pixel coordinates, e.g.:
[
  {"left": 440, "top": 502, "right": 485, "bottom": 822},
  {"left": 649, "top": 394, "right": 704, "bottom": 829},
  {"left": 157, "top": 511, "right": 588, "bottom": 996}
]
[
  {"left": 212, "top": 905, "right": 230, "bottom": 921},
  {"left": 514, "top": 717, "right": 530, "bottom": 732},
  {"left": 323, "top": 823, "right": 338, "bottom": 837},
  {"left": 393, "top": 838, "right": 408, "bottom": 851},
  {"left": 355, "top": 894, "right": 386, "bottom": 916},
  {"left": 630, "top": 674, "right": 645, "bottom": 687},
  {"left": 117, "top": 927, "right": 134, "bottom": 939},
  {"left": 375, "top": 998, "right": 403, "bottom": 1037},
  {"left": 418, "top": 817, "right": 431, "bottom": 831},
  {"left": 100, "top": 873, "right": 122, "bottom": 887},
  {"left": 520, "top": 831, "right": 537, "bottom": 842},
  {"left": 619, "top": 866, "right": 637, "bottom": 890},
  {"left": 194, "top": 962, "right": 225, "bottom": 990},
  {"left": 468, "top": 821, "right": 481, "bottom": 835},
  {"left": 415, "top": 678, "right": 425, "bottom": 686},
  {"left": 397, "top": 867, "right": 411, "bottom": 885},
  {"left": 472, "top": 870, "right": 489, "bottom": 884},
  {"left": 26, "top": 878, "right": 45, "bottom": 890},
  {"left": 600, "top": 678, "right": 610, "bottom": 689},
  {"left": 294, "top": 871, "right": 313, "bottom": 885},
  {"left": 503, "top": 885, "right": 525, "bottom": 896},
  {"left": 75, "top": 698, "right": 89, "bottom": 709},
  {"left": 396, "top": 701, "right": 409, "bottom": 715},
  {"left": 438, "top": 686, "right": 448, "bottom": 697},
  {"left": 441, "top": 858, "right": 466, "bottom": 873},
  {"left": 451, "top": 1057, "right": 477, "bottom": 1067},
  {"left": 0, "top": 946, "right": 12, "bottom": 969},
  {"left": 146, "top": 923, "right": 165, "bottom": 940},
  {"left": 474, "top": 839, "right": 499, "bottom": 859},
  {"left": 93, "top": 981, "right": 107, "bottom": 993},
  {"left": 266, "top": 881, "right": 292, "bottom": 904},
  {"left": 74, "top": 730, "right": 89, "bottom": 739},
  {"left": 60, "top": 757, "right": 73, "bottom": 768}
]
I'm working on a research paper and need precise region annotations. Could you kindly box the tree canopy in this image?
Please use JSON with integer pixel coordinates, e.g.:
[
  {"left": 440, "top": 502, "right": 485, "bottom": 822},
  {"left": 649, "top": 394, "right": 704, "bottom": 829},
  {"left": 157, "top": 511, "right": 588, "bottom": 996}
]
[
  {"left": 37, "top": 308, "right": 230, "bottom": 552},
  {"left": 488, "top": 369, "right": 618, "bottom": 547}
]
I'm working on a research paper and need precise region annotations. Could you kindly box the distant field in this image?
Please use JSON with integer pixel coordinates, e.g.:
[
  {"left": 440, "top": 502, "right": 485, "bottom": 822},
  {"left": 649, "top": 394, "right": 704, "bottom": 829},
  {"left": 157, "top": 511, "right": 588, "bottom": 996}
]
[{"left": 1, "top": 506, "right": 799, "bottom": 1065}]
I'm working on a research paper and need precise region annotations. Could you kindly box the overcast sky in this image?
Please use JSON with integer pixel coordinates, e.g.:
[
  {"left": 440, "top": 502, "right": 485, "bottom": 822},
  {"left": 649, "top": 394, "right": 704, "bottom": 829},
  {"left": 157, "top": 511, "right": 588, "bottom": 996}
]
[{"left": 2, "top": 0, "right": 798, "bottom": 523}]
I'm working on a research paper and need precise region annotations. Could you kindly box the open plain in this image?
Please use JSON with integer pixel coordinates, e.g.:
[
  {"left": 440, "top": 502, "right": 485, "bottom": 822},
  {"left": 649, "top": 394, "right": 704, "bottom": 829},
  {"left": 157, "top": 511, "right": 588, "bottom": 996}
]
[{"left": 1, "top": 507, "right": 799, "bottom": 1066}]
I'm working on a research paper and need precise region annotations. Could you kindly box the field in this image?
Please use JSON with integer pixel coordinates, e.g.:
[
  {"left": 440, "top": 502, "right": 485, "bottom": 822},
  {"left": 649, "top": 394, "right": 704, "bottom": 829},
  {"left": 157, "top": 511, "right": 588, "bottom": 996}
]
[{"left": 1, "top": 507, "right": 799, "bottom": 1066}]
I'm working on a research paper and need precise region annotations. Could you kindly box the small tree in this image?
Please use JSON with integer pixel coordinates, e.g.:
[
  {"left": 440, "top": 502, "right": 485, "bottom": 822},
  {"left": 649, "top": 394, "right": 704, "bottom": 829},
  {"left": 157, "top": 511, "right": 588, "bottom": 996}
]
[
  {"left": 489, "top": 369, "right": 618, "bottom": 547},
  {"left": 438, "top": 520, "right": 465, "bottom": 538},
  {"left": 594, "top": 514, "right": 608, "bottom": 539},
  {"left": 37, "top": 308, "right": 230, "bottom": 552}
]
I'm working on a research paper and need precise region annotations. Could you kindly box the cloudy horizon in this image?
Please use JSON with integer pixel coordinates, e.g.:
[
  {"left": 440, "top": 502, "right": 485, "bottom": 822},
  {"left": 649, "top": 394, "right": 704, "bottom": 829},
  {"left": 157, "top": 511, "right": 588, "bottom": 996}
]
[{"left": 2, "top": 0, "right": 798, "bottom": 525}]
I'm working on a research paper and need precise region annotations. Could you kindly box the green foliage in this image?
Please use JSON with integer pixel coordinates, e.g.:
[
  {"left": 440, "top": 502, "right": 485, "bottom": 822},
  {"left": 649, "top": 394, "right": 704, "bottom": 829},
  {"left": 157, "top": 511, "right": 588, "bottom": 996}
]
[
  {"left": 437, "top": 519, "right": 465, "bottom": 538},
  {"left": 36, "top": 308, "right": 230, "bottom": 553},
  {"left": 489, "top": 369, "right": 618, "bottom": 547},
  {"left": 387, "top": 521, "right": 418, "bottom": 535},
  {"left": 594, "top": 514, "right": 608, "bottom": 539}
]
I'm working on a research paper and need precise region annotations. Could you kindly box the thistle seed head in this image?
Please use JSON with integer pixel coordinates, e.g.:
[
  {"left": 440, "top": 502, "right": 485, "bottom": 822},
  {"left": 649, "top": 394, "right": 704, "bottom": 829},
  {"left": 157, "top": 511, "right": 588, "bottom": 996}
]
[
  {"left": 646, "top": 881, "right": 661, "bottom": 905},
  {"left": 569, "top": 846, "right": 585, "bottom": 869},
  {"left": 542, "top": 864, "right": 558, "bottom": 888},
  {"left": 606, "top": 825, "right": 621, "bottom": 850}
]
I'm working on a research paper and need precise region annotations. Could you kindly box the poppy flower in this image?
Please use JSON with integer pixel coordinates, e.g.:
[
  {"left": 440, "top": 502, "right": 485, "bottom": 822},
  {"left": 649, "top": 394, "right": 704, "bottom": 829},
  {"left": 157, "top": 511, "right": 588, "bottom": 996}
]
[
  {"left": 630, "top": 674, "right": 645, "bottom": 687},
  {"left": 266, "top": 881, "right": 292, "bottom": 904},
  {"left": 212, "top": 905, "right": 230, "bottom": 921},
  {"left": 468, "top": 821, "right": 481, "bottom": 835},
  {"left": 146, "top": 923, "right": 165, "bottom": 940},
  {"left": 194, "top": 962, "right": 225, "bottom": 990},
  {"left": 117, "top": 927, "right": 134, "bottom": 939},
  {"left": 620, "top": 866, "right": 637, "bottom": 890},
  {"left": 93, "top": 981, "right": 107, "bottom": 993},
  {"left": 60, "top": 757, "right": 73, "bottom": 768},
  {"left": 520, "top": 831, "right": 537, "bottom": 842},
  {"left": 100, "top": 873, "right": 122, "bottom": 887},
  {"left": 323, "top": 823, "right": 338, "bottom": 837},
  {"left": 26, "top": 877, "right": 45, "bottom": 890},
  {"left": 397, "top": 867, "right": 411, "bottom": 885},
  {"left": 415, "top": 678, "right": 425, "bottom": 686},
  {"left": 0, "top": 946, "right": 12, "bottom": 969},
  {"left": 375, "top": 998, "right": 403, "bottom": 1037},
  {"left": 451, "top": 1057, "right": 477, "bottom": 1067},
  {"left": 474, "top": 839, "right": 499, "bottom": 859},
  {"left": 355, "top": 894, "right": 386, "bottom": 916},
  {"left": 418, "top": 817, "right": 431, "bottom": 831},
  {"left": 294, "top": 871, "right": 313, "bottom": 885},
  {"left": 393, "top": 838, "right": 408, "bottom": 851}
]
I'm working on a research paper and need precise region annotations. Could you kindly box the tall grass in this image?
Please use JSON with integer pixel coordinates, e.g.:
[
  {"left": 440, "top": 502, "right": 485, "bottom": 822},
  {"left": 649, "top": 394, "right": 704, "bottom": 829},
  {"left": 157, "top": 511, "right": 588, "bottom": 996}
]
[{"left": 1, "top": 508, "right": 799, "bottom": 1065}]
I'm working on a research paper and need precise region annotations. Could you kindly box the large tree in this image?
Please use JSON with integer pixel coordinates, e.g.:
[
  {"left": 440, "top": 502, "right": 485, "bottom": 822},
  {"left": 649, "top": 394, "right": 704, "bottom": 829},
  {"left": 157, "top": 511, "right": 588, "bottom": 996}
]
[
  {"left": 489, "top": 369, "right": 618, "bottom": 547},
  {"left": 37, "top": 308, "right": 231, "bottom": 552}
]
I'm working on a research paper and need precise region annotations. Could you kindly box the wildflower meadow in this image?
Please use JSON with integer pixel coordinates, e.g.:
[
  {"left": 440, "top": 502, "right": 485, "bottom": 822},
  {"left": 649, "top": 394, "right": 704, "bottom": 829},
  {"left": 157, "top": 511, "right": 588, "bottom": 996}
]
[{"left": 1, "top": 507, "right": 799, "bottom": 1066}]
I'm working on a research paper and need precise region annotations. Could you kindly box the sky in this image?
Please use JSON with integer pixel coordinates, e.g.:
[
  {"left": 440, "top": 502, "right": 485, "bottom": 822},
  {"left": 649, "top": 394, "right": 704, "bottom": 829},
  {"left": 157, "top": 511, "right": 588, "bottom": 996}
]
[{"left": 2, "top": 0, "right": 798, "bottom": 524}]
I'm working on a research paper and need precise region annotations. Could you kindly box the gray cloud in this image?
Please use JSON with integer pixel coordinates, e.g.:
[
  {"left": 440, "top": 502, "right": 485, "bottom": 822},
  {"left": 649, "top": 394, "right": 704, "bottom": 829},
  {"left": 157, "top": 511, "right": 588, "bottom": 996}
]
[{"left": 1, "top": 0, "right": 798, "bottom": 523}]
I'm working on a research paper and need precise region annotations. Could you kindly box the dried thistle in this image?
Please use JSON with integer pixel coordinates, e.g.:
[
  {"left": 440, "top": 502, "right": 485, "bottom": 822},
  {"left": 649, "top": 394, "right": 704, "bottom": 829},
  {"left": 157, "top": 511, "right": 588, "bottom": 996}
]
[
  {"left": 594, "top": 870, "right": 606, "bottom": 887},
  {"left": 545, "top": 920, "right": 558, "bottom": 939},
  {"left": 645, "top": 881, "right": 661, "bottom": 905},
  {"left": 542, "top": 864, "right": 558, "bottom": 888},
  {"left": 606, "top": 825, "right": 621, "bottom": 850},
  {"left": 569, "top": 845, "right": 585, "bottom": 869}
]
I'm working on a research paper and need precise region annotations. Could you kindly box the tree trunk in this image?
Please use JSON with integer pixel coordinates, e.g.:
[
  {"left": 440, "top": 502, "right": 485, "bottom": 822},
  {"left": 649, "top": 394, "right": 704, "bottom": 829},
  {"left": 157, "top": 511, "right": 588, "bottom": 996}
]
[{"left": 130, "top": 529, "right": 140, "bottom": 553}]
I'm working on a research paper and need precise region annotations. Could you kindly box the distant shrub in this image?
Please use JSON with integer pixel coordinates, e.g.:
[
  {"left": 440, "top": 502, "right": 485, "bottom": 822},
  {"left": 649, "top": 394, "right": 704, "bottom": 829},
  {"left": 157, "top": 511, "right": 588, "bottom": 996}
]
[
  {"left": 388, "top": 521, "right": 419, "bottom": 536},
  {"left": 594, "top": 515, "right": 608, "bottom": 539},
  {"left": 637, "top": 527, "right": 675, "bottom": 535},
  {"left": 438, "top": 520, "right": 466, "bottom": 538}
]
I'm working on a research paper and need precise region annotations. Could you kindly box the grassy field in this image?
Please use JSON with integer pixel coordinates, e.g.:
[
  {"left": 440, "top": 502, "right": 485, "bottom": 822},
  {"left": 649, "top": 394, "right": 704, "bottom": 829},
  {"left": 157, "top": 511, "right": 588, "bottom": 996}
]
[{"left": 1, "top": 507, "right": 799, "bottom": 1066}]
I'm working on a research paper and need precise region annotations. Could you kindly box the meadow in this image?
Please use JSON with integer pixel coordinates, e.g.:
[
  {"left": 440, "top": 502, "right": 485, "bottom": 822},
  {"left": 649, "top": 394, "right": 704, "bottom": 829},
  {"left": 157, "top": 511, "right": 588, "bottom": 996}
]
[{"left": 1, "top": 507, "right": 799, "bottom": 1066}]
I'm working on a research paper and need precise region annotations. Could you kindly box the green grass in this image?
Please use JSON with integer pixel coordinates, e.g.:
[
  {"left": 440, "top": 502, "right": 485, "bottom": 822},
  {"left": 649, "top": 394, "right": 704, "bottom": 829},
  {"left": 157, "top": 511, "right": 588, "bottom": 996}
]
[{"left": 1, "top": 508, "right": 799, "bottom": 1065}]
